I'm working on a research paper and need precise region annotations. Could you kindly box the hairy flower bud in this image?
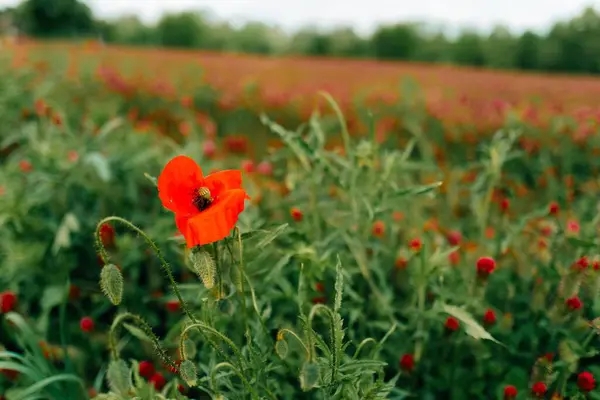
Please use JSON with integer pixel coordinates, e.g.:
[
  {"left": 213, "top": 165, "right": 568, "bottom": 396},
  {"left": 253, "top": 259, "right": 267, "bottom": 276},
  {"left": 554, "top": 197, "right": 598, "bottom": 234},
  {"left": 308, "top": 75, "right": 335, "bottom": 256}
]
[
  {"left": 100, "top": 264, "right": 123, "bottom": 305},
  {"left": 188, "top": 248, "right": 216, "bottom": 289},
  {"left": 179, "top": 360, "right": 197, "bottom": 387}
]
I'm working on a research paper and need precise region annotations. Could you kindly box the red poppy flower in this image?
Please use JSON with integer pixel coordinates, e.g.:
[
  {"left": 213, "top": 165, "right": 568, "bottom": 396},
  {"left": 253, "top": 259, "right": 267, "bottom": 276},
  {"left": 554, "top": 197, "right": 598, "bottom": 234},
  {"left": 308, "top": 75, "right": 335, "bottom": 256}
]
[
  {"left": 531, "top": 381, "right": 547, "bottom": 397},
  {"left": 503, "top": 385, "right": 517, "bottom": 399},
  {"left": 399, "top": 354, "right": 414, "bottom": 372},
  {"left": 578, "top": 371, "right": 596, "bottom": 392},
  {"left": 158, "top": 156, "right": 249, "bottom": 248},
  {"left": 445, "top": 316, "right": 460, "bottom": 332},
  {"left": 139, "top": 361, "right": 155, "bottom": 379}
]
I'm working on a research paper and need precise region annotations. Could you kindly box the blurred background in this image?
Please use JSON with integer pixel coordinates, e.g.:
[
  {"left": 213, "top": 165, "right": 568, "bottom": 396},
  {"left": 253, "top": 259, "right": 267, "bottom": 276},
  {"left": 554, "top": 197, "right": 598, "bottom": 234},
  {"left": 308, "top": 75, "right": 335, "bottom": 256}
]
[{"left": 1, "top": 0, "right": 600, "bottom": 74}]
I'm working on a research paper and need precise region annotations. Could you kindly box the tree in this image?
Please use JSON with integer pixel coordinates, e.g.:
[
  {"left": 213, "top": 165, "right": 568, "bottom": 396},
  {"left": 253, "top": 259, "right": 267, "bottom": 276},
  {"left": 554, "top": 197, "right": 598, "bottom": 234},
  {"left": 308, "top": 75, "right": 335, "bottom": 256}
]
[
  {"left": 484, "top": 26, "right": 516, "bottom": 69},
  {"left": 156, "top": 12, "right": 206, "bottom": 48},
  {"left": 371, "top": 24, "right": 419, "bottom": 60},
  {"left": 327, "top": 27, "right": 368, "bottom": 57},
  {"left": 452, "top": 31, "right": 486, "bottom": 66},
  {"left": 231, "top": 22, "right": 276, "bottom": 54},
  {"left": 514, "top": 31, "right": 541, "bottom": 70},
  {"left": 99, "top": 16, "right": 155, "bottom": 45},
  {"left": 14, "top": 0, "right": 94, "bottom": 37}
]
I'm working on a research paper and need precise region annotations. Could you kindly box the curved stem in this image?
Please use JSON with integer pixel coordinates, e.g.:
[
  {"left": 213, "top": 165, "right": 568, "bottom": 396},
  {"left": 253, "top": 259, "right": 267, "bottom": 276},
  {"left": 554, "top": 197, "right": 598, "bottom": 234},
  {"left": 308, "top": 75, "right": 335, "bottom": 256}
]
[
  {"left": 95, "top": 216, "right": 198, "bottom": 324},
  {"left": 352, "top": 338, "right": 377, "bottom": 360},
  {"left": 278, "top": 328, "right": 310, "bottom": 361},
  {"left": 180, "top": 322, "right": 246, "bottom": 374},
  {"left": 108, "top": 312, "right": 178, "bottom": 371}
]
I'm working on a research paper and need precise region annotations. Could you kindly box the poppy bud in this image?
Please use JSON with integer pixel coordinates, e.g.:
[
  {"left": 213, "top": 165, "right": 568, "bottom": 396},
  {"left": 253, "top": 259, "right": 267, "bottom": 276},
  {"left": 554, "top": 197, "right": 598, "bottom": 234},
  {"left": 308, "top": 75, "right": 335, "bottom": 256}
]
[
  {"left": 179, "top": 360, "right": 197, "bottom": 387},
  {"left": 188, "top": 248, "right": 216, "bottom": 289},
  {"left": 100, "top": 264, "right": 123, "bottom": 305}
]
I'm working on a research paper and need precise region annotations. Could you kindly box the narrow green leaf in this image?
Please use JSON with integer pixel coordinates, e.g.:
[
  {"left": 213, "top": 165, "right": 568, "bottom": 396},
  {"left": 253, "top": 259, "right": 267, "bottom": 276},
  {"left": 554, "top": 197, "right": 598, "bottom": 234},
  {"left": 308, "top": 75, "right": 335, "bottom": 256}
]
[{"left": 442, "top": 304, "right": 501, "bottom": 344}]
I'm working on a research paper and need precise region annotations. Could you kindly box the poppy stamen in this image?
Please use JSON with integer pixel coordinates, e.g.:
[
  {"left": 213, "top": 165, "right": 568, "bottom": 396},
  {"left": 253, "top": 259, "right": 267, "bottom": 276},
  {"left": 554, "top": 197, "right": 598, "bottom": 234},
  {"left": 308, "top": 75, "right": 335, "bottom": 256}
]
[{"left": 193, "top": 187, "right": 213, "bottom": 211}]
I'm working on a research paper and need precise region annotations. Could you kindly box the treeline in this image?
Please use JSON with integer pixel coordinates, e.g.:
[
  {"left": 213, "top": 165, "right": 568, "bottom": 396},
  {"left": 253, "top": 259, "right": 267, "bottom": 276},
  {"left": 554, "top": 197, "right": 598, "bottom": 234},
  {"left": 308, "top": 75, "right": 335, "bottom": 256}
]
[{"left": 4, "top": 0, "right": 600, "bottom": 74}]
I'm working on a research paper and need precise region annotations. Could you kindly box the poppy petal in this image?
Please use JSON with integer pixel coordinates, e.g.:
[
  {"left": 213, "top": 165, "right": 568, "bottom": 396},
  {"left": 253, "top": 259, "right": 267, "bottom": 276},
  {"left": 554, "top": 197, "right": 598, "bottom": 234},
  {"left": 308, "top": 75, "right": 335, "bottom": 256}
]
[
  {"left": 174, "top": 214, "right": 190, "bottom": 238},
  {"left": 158, "top": 155, "right": 204, "bottom": 215},
  {"left": 204, "top": 170, "right": 243, "bottom": 197},
  {"left": 182, "top": 189, "right": 248, "bottom": 247}
]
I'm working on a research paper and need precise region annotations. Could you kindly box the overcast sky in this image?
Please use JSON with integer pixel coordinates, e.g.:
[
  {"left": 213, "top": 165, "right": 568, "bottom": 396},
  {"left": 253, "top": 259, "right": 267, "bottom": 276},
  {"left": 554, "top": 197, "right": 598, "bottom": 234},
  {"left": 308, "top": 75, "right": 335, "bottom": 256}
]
[{"left": 0, "top": 0, "right": 598, "bottom": 35}]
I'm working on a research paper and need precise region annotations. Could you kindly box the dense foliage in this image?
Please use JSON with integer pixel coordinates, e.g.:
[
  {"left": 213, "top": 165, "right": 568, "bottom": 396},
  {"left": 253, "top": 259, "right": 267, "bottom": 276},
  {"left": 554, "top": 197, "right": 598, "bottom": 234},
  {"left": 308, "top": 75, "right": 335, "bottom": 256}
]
[
  {"left": 4, "top": 1, "right": 600, "bottom": 75},
  {"left": 2, "top": 46, "right": 600, "bottom": 400}
]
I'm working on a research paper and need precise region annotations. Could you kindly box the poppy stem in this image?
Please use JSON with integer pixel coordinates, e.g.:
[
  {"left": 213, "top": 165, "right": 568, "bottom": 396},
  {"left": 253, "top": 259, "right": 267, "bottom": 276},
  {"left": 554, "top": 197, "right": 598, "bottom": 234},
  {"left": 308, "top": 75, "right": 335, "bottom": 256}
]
[
  {"left": 235, "top": 228, "right": 249, "bottom": 322},
  {"left": 108, "top": 312, "right": 178, "bottom": 371}
]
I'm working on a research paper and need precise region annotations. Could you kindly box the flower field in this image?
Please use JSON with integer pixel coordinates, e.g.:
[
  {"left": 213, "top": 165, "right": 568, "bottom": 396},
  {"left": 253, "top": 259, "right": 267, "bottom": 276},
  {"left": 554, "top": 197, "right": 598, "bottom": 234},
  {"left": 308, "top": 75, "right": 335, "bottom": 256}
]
[{"left": 1, "top": 40, "right": 600, "bottom": 400}]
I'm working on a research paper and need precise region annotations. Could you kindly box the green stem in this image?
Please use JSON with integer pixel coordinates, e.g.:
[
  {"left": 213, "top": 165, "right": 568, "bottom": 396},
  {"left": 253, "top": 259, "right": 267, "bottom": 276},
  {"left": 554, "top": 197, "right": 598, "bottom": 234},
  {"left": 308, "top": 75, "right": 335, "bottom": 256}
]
[
  {"left": 212, "top": 242, "right": 222, "bottom": 298},
  {"left": 278, "top": 328, "right": 311, "bottom": 361},
  {"left": 309, "top": 177, "right": 322, "bottom": 242},
  {"left": 108, "top": 312, "right": 177, "bottom": 370},
  {"left": 236, "top": 228, "right": 249, "bottom": 335},
  {"left": 181, "top": 322, "right": 247, "bottom": 376},
  {"left": 414, "top": 248, "right": 427, "bottom": 362}
]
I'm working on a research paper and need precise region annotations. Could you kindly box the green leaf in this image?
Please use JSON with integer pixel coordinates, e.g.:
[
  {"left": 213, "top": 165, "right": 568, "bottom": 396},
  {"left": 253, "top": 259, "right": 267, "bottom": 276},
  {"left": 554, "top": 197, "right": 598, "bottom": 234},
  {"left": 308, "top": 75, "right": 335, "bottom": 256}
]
[
  {"left": 106, "top": 359, "right": 132, "bottom": 395},
  {"left": 567, "top": 237, "right": 599, "bottom": 249},
  {"left": 11, "top": 374, "right": 84, "bottom": 400},
  {"left": 96, "top": 117, "right": 123, "bottom": 139},
  {"left": 392, "top": 181, "right": 442, "bottom": 197},
  {"left": 256, "top": 224, "right": 288, "bottom": 248},
  {"left": 442, "top": 304, "right": 501, "bottom": 344}
]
